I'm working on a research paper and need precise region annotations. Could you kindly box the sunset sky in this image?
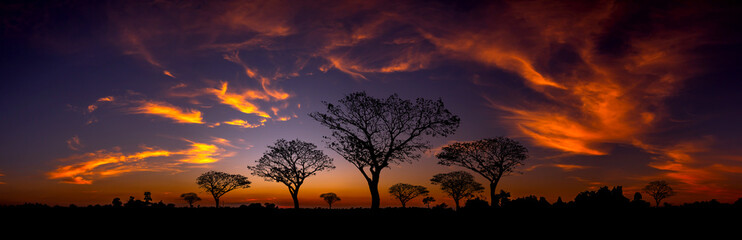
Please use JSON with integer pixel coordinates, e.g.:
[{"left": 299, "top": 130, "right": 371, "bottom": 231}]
[{"left": 2, "top": 0, "right": 741, "bottom": 208}]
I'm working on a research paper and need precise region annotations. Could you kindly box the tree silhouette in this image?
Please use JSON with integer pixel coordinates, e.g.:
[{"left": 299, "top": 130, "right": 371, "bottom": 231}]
[
  {"left": 144, "top": 192, "right": 152, "bottom": 205},
  {"left": 422, "top": 196, "right": 436, "bottom": 209},
  {"left": 430, "top": 171, "right": 484, "bottom": 211},
  {"left": 436, "top": 137, "right": 528, "bottom": 207},
  {"left": 388, "top": 183, "right": 429, "bottom": 208},
  {"left": 180, "top": 192, "right": 201, "bottom": 208},
  {"left": 248, "top": 139, "right": 335, "bottom": 209},
  {"left": 112, "top": 197, "right": 122, "bottom": 207},
  {"left": 643, "top": 180, "right": 675, "bottom": 207},
  {"left": 494, "top": 190, "right": 511, "bottom": 207},
  {"left": 320, "top": 192, "right": 341, "bottom": 209},
  {"left": 310, "top": 92, "right": 460, "bottom": 209},
  {"left": 574, "top": 186, "right": 630, "bottom": 208},
  {"left": 196, "top": 171, "right": 251, "bottom": 208}
]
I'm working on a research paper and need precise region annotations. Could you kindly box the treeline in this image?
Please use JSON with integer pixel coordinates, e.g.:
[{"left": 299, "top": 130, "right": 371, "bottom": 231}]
[{"left": 4, "top": 186, "right": 742, "bottom": 210}]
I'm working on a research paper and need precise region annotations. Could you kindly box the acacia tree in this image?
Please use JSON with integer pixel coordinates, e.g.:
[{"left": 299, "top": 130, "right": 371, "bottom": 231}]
[
  {"left": 320, "top": 192, "right": 341, "bottom": 209},
  {"left": 643, "top": 180, "right": 676, "bottom": 207},
  {"left": 430, "top": 171, "right": 484, "bottom": 211},
  {"left": 388, "top": 183, "right": 429, "bottom": 208},
  {"left": 196, "top": 171, "right": 251, "bottom": 208},
  {"left": 248, "top": 139, "right": 335, "bottom": 209},
  {"left": 310, "top": 92, "right": 460, "bottom": 209},
  {"left": 436, "top": 137, "right": 528, "bottom": 207},
  {"left": 180, "top": 192, "right": 201, "bottom": 208},
  {"left": 422, "top": 196, "right": 436, "bottom": 208}
]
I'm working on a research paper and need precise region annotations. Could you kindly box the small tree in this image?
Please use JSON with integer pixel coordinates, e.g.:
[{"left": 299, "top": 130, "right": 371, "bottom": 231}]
[
  {"left": 320, "top": 192, "right": 341, "bottom": 209},
  {"left": 310, "top": 92, "right": 460, "bottom": 209},
  {"left": 112, "top": 197, "right": 122, "bottom": 207},
  {"left": 436, "top": 137, "right": 528, "bottom": 207},
  {"left": 180, "top": 192, "right": 201, "bottom": 208},
  {"left": 643, "top": 180, "right": 675, "bottom": 207},
  {"left": 422, "top": 196, "right": 436, "bottom": 209},
  {"left": 197, "top": 171, "right": 251, "bottom": 208},
  {"left": 430, "top": 171, "right": 484, "bottom": 211},
  {"left": 144, "top": 192, "right": 153, "bottom": 204},
  {"left": 388, "top": 183, "right": 429, "bottom": 208},
  {"left": 248, "top": 139, "right": 335, "bottom": 209}
]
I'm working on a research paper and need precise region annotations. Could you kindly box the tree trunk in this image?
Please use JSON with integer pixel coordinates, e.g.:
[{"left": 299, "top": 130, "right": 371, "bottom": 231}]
[
  {"left": 214, "top": 197, "right": 220, "bottom": 208},
  {"left": 454, "top": 198, "right": 461, "bottom": 211},
  {"left": 490, "top": 180, "right": 499, "bottom": 207},
  {"left": 291, "top": 192, "right": 300, "bottom": 209},
  {"left": 368, "top": 173, "right": 381, "bottom": 209}
]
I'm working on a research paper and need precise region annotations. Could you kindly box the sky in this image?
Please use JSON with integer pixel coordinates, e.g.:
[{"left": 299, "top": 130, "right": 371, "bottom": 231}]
[{"left": 1, "top": 0, "right": 742, "bottom": 208}]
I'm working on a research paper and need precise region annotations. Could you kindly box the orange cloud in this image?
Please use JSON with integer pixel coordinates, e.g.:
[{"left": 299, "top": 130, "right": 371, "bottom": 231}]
[
  {"left": 208, "top": 82, "right": 271, "bottom": 118},
  {"left": 414, "top": 1, "right": 703, "bottom": 158},
  {"left": 48, "top": 140, "right": 229, "bottom": 184},
  {"left": 163, "top": 70, "right": 175, "bottom": 78},
  {"left": 222, "top": 51, "right": 291, "bottom": 100},
  {"left": 223, "top": 119, "right": 266, "bottom": 128},
  {"left": 132, "top": 101, "right": 204, "bottom": 124}
]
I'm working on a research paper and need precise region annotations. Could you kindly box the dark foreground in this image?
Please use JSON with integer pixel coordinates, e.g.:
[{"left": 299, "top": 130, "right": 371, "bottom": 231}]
[{"left": 2, "top": 207, "right": 739, "bottom": 236}]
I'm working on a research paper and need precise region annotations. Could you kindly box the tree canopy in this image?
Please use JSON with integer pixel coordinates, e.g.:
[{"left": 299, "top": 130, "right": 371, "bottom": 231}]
[
  {"left": 643, "top": 180, "right": 675, "bottom": 207},
  {"left": 388, "top": 183, "right": 429, "bottom": 208},
  {"left": 248, "top": 139, "right": 334, "bottom": 209},
  {"left": 196, "top": 171, "right": 251, "bottom": 208},
  {"left": 310, "top": 91, "right": 459, "bottom": 209},
  {"left": 180, "top": 192, "right": 201, "bottom": 208},
  {"left": 430, "top": 171, "right": 484, "bottom": 211},
  {"left": 320, "top": 192, "right": 341, "bottom": 209},
  {"left": 436, "top": 137, "right": 528, "bottom": 207}
]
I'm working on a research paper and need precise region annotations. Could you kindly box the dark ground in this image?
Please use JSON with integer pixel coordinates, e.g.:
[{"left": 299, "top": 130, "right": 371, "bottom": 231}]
[{"left": 1, "top": 207, "right": 738, "bottom": 237}]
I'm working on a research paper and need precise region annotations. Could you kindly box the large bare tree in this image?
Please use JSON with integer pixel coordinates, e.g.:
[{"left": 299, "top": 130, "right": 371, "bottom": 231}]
[
  {"left": 388, "top": 183, "right": 429, "bottom": 208},
  {"left": 436, "top": 137, "right": 528, "bottom": 207},
  {"left": 196, "top": 171, "right": 251, "bottom": 208},
  {"left": 430, "top": 171, "right": 484, "bottom": 211},
  {"left": 248, "top": 139, "right": 335, "bottom": 209},
  {"left": 310, "top": 92, "right": 460, "bottom": 209}
]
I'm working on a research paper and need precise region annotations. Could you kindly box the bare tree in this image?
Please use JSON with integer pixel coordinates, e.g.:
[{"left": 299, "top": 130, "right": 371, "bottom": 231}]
[
  {"left": 643, "top": 180, "right": 676, "bottom": 207},
  {"left": 436, "top": 137, "right": 528, "bottom": 207},
  {"left": 197, "top": 171, "right": 251, "bottom": 208},
  {"left": 430, "top": 171, "right": 484, "bottom": 211},
  {"left": 310, "top": 92, "right": 459, "bottom": 209},
  {"left": 320, "top": 192, "right": 341, "bottom": 209},
  {"left": 248, "top": 139, "right": 335, "bottom": 209},
  {"left": 180, "top": 192, "right": 201, "bottom": 208},
  {"left": 422, "top": 196, "right": 436, "bottom": 208},
  {"left": 388, "top": 183, "right": 429, "bottom": 208}
]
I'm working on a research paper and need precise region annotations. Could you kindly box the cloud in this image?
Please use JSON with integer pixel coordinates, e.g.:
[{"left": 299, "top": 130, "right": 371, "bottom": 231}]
[
  {"left": 131, "top": 100, "right": 204, "bottom": 124},
  {"left": 66, "top": 136, "right": 83, "bottom": 151},
  {"left": 207, "top": 81, "right": 272, "bottom": 118},
  {"left": 48, "top": 140, "right": 230, "bottom": 184},
  {"left": 163, "top": 70, "right": 175, "bottom": 78},
  {"left": 222, "top": 119, "right": 266, "bottom": 129}
]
